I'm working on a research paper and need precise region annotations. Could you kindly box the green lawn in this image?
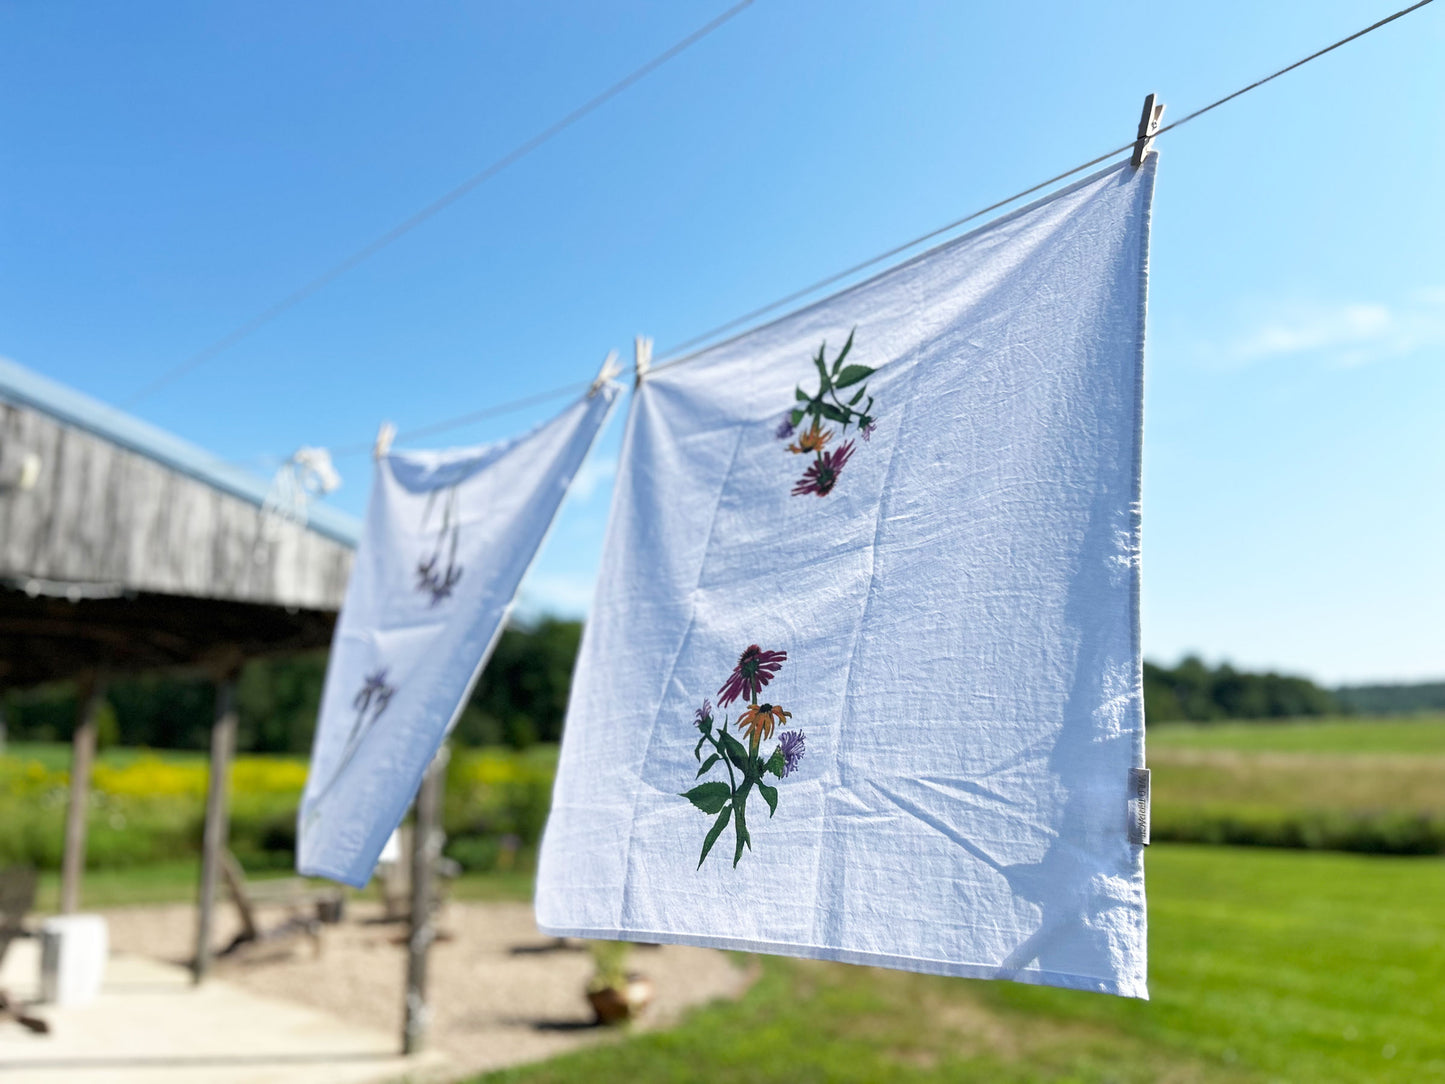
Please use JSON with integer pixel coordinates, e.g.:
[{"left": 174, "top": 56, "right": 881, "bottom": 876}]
[
  {"left": 477, "top": 847, "right": 1445, "bottom": 1084},
  {"left": 31, "top": 858, "right": 534, "bottom": 913},
  {"left": 1148, "top": 714, "right": 1445, "bottom": 755}
]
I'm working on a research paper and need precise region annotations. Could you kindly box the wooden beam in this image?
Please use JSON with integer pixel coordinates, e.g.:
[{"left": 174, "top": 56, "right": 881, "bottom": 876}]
[
  {"left": 60, "top": 673, "right": 104, "bottom": 914},
  {"left": 193, "top": 671, "right": 239, "bottom": 983},
  {"left": 402, "top": 747, "right": 448, "bottom": 1055}
]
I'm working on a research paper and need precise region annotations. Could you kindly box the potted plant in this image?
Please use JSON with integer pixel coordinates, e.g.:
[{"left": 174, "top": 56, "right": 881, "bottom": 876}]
[{"left": 585, "top": 940, "right": 653, "bottom": 1025}]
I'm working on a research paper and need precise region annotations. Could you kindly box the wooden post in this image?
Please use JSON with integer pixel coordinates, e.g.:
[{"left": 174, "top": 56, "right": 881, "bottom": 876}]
[
  {"left": 402, "top": 747, "right": 448, "bottom": 1055},
  {"left": 193, "top": 672, "right": 239, "bottom": 984},
  {"left": 60, "top": 673, "right": 104, "bottom": 915}
]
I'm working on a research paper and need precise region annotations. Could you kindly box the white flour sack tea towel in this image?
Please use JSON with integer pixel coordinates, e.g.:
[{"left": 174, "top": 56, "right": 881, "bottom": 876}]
[
  {"left": 299, "top": 380, "right": 620, "bottom": 888},
  {"left": 536, "top": 157, "right": 1157, "bottom": 997}
]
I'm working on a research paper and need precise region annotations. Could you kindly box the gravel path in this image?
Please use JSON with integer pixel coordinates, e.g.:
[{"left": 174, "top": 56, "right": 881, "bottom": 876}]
[{"left": 103, "top": 899, "right": 755, "bottom": 1081}]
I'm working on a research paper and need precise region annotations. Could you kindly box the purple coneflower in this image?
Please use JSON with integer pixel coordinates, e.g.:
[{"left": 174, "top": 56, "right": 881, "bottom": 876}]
[
  {"left": 775, "top": 417, "right": 796, "bottom": 440},
  {"left": 778, "top": 730, "right": 806, "bottom": 777},
  {"left": 791, "top": 440, "right": 856, "bottom": 497},
  {"left": 693, "top": 699, "right": 713, "bottom": 731},
  {"left": 717, "top": 644, "right": 787, "bottom": 706},
  {"left": 354, "top": 669, "right": 395, "bottom": 715}
]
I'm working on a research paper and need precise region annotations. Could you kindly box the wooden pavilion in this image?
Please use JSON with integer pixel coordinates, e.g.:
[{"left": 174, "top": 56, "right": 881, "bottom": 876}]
[{"left": 0, "top": 357, "right": 358, "bottom": 980}]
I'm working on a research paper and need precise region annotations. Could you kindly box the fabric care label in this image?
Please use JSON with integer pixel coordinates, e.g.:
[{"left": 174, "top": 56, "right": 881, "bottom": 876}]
[
  {"left": 537, "top": 158, "right": 1157, "bottom": 999},
  {"left": 1128, "top": 767, "right": 1151, "bottom": 846},
  {"left": 298, "top": 385, "right": 619, "bottom": 888}
]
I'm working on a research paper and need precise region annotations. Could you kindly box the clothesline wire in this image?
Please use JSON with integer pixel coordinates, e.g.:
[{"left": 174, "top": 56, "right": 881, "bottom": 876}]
[
  {"left": 651, "top": 0, "right": 1435, "bottom": 371},
  {"left": 245, "top": 0, "right": 1433, "bottom": 459},
  {"left": 325, "top": 379, "right": 592, "bottom": 461},
  {"left": 124, "top": 0, "right": 756, "bottom": 408}
]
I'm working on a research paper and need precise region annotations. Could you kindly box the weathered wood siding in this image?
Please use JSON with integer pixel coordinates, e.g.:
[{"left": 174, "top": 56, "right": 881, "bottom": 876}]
[{"left": 0, "top": 402, "right": 352, "bottom": 610}]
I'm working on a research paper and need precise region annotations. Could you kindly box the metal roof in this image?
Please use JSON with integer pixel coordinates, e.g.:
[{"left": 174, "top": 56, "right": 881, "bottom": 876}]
[{"left": 0, "top": 357, "right": 360, "bottom": 547}]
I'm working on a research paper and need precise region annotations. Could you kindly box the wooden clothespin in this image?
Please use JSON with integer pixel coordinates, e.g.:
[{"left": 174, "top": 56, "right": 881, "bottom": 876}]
[
  {"left": 589, "top": 350, "right": 623, "bottom": 398},
  {"left": 1132, "top": 93, "right": 1165, "bottom": 167},
  {"left": 634, "top": 336, "right": 653, "bottom": 389},
  {"left": 373, "top": 421, "right": 396, "bottom": 460}
]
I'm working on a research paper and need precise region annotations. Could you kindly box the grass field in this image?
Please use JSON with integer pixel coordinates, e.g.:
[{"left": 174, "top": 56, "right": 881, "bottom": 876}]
[
  {"left": 7, "top": 721, "right": 1443, "bottom": 1081},
  {"left": 1147, "top": 714, "right": 1445, "bottom": 854},
  {"left": 1148, "top": 714, "right": 1445, "bottom": 755},
  {"left": 476, "top": 846, "right": 1445, "bottom": 1084}
]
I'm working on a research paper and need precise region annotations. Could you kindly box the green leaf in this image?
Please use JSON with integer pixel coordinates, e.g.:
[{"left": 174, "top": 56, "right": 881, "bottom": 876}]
[
  {"left": 813, "top": 350, "right": 832, "bottom": 392},
  {"left": 789, "top": 408, "right": 805, "bottom": 427},
  {"left": 795, "top": 386, "right": 808, "bottom": 401},
  {"left": 818, "top": 402, "right": 850, "bottom": 424},
  {"left": 698, "top": 804, "right": 731, "bottom": 869},
  {"left": 764, "top": 747, "right": 785, "bottom": 777},
  {"left": 682, "top": 782, "right": 731, "bottom": 815},
  {"left": 720, "top": 731, "right": 750, "bottom": 771},
  {"left": 732, "top": 797, "right": 751, "bottom": 867},
  {"left": 696, "top": 753, "right": 720, "bottom": 778},
  {"left": 835, "top": 328, "right": 855, "bottom": 367},
  {"left": 848, "top": 387, "right": 866, "bottom": 406},
  {"left": 694, "top": 733, "right": 707, "bottom": 761},
  {"left": 758, "top": 780, "right": 778, "bottom": 817},
  {"left": 834, "top": 364, "right": 874, "bottom": 389}
]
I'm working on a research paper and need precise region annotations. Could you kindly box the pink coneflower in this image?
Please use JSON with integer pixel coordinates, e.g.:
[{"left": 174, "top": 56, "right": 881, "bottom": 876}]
[
  {"left": 717, "top": 644, "right": 787, "bottom": 706},
  {"left": 791, "top": 440, "right": 856, "bottom": 497}
]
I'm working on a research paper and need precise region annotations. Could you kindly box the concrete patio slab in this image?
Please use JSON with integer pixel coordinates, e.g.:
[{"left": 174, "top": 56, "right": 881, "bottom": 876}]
[{"left": 0, "top": 938, "right": 449, "bottom": 1084}]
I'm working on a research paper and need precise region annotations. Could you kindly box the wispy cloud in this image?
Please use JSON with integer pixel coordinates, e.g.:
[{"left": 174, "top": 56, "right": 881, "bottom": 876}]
[{"left": 1213, "top": 288, "right": 1445, "bottom": 368}]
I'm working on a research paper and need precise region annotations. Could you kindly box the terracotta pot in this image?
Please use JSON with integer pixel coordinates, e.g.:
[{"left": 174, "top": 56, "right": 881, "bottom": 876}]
[{"left": 587, "top": 974, "right": 654, "bottom": 1025}]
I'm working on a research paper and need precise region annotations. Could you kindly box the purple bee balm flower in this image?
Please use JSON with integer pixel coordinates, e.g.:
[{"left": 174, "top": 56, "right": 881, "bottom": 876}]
[
  {"left": 791, "top": 440, "right": 856, "bottom": 497},
  {"left": 778, "top": 730, "right": 806, "bottom": 777},
  {"left": 717, "top": 644, "right": 787, "bottom": 707},
  {"left": 775, "top": 417, "right": 796, "bottom": 440},
  {"left": 694, "top": 699, "right": 713, "bottom": 730},
  {"left": 861, "top": 419, "right": 876, "bottom": 442}
]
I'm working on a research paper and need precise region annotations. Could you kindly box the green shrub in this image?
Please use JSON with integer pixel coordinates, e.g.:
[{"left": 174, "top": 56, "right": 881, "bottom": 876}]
[{"left": 1153, "top": 806, "right": 1445, "bottom": 855}]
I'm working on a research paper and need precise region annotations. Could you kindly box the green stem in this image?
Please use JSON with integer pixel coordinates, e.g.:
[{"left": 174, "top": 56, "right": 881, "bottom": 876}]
[{"left": 707, "top": 727, "right": 739, "bottom": 799}]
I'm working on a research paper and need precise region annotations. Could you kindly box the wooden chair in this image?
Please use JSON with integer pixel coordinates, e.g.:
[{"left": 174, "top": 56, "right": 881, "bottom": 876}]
[
  {"left": 215, "top": 851, "right": 344, "bottom": 962},
  {"left": 0, "top": 867, "right": 48, "bottom": 1034}
]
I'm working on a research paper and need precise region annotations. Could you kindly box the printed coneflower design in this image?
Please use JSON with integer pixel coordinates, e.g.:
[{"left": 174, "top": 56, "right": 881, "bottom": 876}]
[
  {"left": 717, "top": 644, "right": 786, "bottom": 707},
  {"left": 792, "top": 440, "right": 855, "bottom": 497},
  {"left": 416, "top": 486, "right": 464, "bottom": 605},
  {"left": 779, "top": 329, "right": 876, "bottom": 498},
  {"left": 305, "top": 667, "right": 398, "bottom": 820},
  {"left": 683, "top": 645, "right": 809, "bottom": 869}
]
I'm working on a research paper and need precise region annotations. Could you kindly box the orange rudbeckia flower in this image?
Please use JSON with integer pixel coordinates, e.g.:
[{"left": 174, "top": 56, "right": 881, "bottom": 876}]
[
  {"left": 787, "top": 421, "right": 833, "bottom": 456},
  {"left": 738, "top": 702, "right": 791, "bottom": 746}
]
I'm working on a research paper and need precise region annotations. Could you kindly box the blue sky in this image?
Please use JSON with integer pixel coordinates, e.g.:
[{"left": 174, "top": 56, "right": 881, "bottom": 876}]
[{"left": 1, "top": 1, "right": 1440, "bottom": 684}]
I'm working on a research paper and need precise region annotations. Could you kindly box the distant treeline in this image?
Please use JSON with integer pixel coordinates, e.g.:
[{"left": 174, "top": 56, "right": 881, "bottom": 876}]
[
  {"left": 1, "top": 617, "right": 581, "bottom": 754},
  {"left": 1335, "top": 683, "right": 1445, "bottom": 715},
  {"left": 1143, "top": 657, "right": 1336, "bottom": 723},
  {"left": 2, "top": 622, "right": 1439, "bottom": 751}
]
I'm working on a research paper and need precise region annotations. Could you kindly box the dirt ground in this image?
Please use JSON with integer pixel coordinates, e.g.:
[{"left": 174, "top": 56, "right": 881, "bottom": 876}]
[{"left": 103, "top": 898, "right": 756, "bottom": 1081}]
